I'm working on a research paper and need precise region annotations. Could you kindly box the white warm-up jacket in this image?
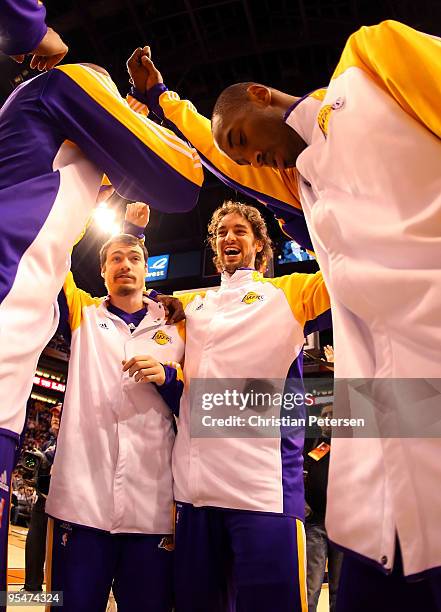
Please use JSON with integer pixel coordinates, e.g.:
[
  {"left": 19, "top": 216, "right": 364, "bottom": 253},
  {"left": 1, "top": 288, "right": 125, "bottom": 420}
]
[{"left": 46, "top": 273, "right": 184, "bottom": 534}]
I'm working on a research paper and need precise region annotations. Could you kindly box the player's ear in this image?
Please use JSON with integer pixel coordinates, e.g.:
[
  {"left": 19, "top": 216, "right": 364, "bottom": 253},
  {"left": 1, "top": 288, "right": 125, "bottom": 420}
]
[{"left": 247, "top": 85, "right": 271, "bottom": 108}]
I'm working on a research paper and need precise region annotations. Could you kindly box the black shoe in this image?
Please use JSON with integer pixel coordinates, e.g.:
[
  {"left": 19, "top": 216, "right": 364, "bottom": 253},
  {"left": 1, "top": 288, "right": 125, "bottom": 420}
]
[{"left": 20, "top": 586, "right": 43, "bottom": 592}]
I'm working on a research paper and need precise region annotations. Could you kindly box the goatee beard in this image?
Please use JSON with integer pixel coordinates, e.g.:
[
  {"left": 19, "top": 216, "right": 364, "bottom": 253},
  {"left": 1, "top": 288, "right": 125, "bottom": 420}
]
[
  {"left": 115, "top": 286, "right": 136, "bottom": 296},
  {"left": 222, "top": 254, "right": 252, "bottom": 274}
]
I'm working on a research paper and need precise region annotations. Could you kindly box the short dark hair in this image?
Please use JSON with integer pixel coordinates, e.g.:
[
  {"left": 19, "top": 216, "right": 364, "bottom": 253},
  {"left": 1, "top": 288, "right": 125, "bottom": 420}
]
[
  {"left": 211, "top": 82, "right": 257, "bottom": 124},
  {"left": 207, "top": 201, "right": 273, "bottom": 273},
  {"left": 99, "top": 234, "right": 148, "bottom": 269}
]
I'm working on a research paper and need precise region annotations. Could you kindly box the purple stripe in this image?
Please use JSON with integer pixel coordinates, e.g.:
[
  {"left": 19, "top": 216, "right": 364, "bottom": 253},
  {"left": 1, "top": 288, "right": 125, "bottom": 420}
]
[
  {"left": 143, "top": 83, "right": 168, "bottom": 117},
  {"left": 201, "top": 149, "right": 300, "bottom": 214},
  {"left": 266, "top": 204, "right": 313, "bottom": 251},
  {"left": 0, "top": 174, "right": 60, "bottom": 303},
  {"left": 145, "top": 289, "right": 160, "bottom": 301},
  {"left": 0, "top": 0, "right": 47, "bottom": 55},
  {"left": 155, "top": 365, "right": 183, "bottom": 416},
  {"left": 281, "top": 354, "right": 306, "bottom": 518},
  {"left": 283, "top": 89, "right": 324, "bottom": 122},
  {"left": 57, "top": 289, "right": 71, "bottom": 344},
  {"left": 0, "top": 75, "right": 63, "bottom": 304},
  {"left": 132, "top": 84, "right": 315, "bottom": 250},
  {"left": 41, "top": 70, "right": 200, "bottom": 212}
]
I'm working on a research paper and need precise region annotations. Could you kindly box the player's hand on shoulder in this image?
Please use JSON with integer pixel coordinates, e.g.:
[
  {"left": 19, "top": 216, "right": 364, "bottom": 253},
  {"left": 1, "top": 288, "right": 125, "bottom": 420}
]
[
  {"left": 13, "top": 27, "right": 68, "bottom": 71},
  {"left": 155, "top": 295, "right": 185, "bottom": 325},
  {"left": 25, "top": 28, "right": 69, "bottom": 70}
]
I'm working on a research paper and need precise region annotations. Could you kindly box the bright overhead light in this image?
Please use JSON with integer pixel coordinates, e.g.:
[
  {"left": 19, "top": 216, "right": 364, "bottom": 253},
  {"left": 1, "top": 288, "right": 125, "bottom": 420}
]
[{"left": 93, "top": 203, "right": 121, "bottom": 236}]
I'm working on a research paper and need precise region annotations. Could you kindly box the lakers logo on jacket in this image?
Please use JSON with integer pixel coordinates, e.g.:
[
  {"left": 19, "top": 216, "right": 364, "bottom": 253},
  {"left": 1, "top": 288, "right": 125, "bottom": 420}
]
[
  {"left": 241, "top": 291, "right": 264, "bottom": 305},
  {"left": 317, "top": 104, "right": 333, "bottom": 139},
  {"left": 317, "top": 97, "right": 344, "bottom": 139},
  {"left": 152, "top": 330, "right": 172, "bottom": 345}
]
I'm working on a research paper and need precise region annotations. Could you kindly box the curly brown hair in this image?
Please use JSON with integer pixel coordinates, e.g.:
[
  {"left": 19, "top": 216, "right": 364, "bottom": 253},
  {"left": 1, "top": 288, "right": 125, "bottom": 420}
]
[{"left": 207, "top": 201, "right": 273, "bottom": 273}]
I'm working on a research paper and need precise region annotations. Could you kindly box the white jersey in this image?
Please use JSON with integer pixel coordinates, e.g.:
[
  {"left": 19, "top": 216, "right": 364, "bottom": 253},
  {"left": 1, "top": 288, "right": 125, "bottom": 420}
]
[
  {"left": 173, "top": 268, "right": 330, "bottom": 516},
  {"left": 130, "top": 19, "right": 441, "bottom": 576},
  {"left": 287, "top": 21, "right": 441, "bottom": 578},
  {"left": 46, "top": 273, "right": 184, "bottom": 534}
]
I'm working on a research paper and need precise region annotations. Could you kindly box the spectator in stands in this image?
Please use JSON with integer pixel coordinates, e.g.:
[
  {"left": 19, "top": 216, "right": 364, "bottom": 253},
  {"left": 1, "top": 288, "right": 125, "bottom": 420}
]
[{"left": 14, "top": 486, "right": 35, "bottom": 528}]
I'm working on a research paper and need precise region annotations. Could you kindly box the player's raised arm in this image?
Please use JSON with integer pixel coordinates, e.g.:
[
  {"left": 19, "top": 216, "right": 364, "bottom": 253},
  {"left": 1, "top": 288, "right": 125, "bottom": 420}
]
[
  {"left": 41, "top": 64, "right": 203, "bottom": 212},
  {"left": 127, "top": 48, "right": 303, "bottom": 214}
]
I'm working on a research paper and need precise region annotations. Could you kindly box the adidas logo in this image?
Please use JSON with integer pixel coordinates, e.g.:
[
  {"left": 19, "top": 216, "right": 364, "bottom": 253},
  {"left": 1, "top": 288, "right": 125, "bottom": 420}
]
[{"left": 0, "top": 470, "right": 9, "bottom": 493}]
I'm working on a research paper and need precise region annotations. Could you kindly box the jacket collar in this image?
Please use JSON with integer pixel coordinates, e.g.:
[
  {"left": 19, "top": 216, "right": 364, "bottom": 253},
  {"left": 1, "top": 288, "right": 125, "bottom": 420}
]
[
  {"left": 99, "top": 294, "right": 166, "bottom": 327},
  {"left": 220, "top": 268, "right": 261, "bottom": 287},
  {"left": 284, "top": 92, "right": 323, "bottom": 146}
]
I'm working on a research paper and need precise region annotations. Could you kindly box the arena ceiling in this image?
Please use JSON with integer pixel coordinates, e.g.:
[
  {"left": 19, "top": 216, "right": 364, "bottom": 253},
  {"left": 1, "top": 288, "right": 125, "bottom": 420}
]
[{"left": 1, "top": 0, "right": 440, "bottom": 295}]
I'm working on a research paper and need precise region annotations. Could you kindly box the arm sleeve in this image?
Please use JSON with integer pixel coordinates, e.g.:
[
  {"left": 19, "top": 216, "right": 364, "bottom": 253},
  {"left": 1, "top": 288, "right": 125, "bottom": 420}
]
[
  {"left": 140, "top": 86, "right": 303, "bottom": 210},
  {"left": 0, "top": 0, "right": 47, "bottom": 55},
  {"left": 333, "top": 20, "right": 441, "bottom": 139},
  {"left": 131, "top": 85, "right": 315, "bottom": 250},
  {"left": 123, "top": 220, "right": 145, "bottom": 239},
  {"left": 62, "top": 271, "right": 102, "bottom": 332},
  {"left": 268, "top": 271, "right": 331, "bottom": 332},
  {"left": 56, "top": 219, "right": 99, "bottom": 337},
  {"left": 126, "top": 93, "right": 149, "bottom": 117},
  {"left": 155, "top": 363, "right": 184, "bottom": 416},
  {"left": 173, "top": 290, "right": 206, "bottom": 310},
  {"left": 40, "top": 65, "right": 203, "bottom": 212}
]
